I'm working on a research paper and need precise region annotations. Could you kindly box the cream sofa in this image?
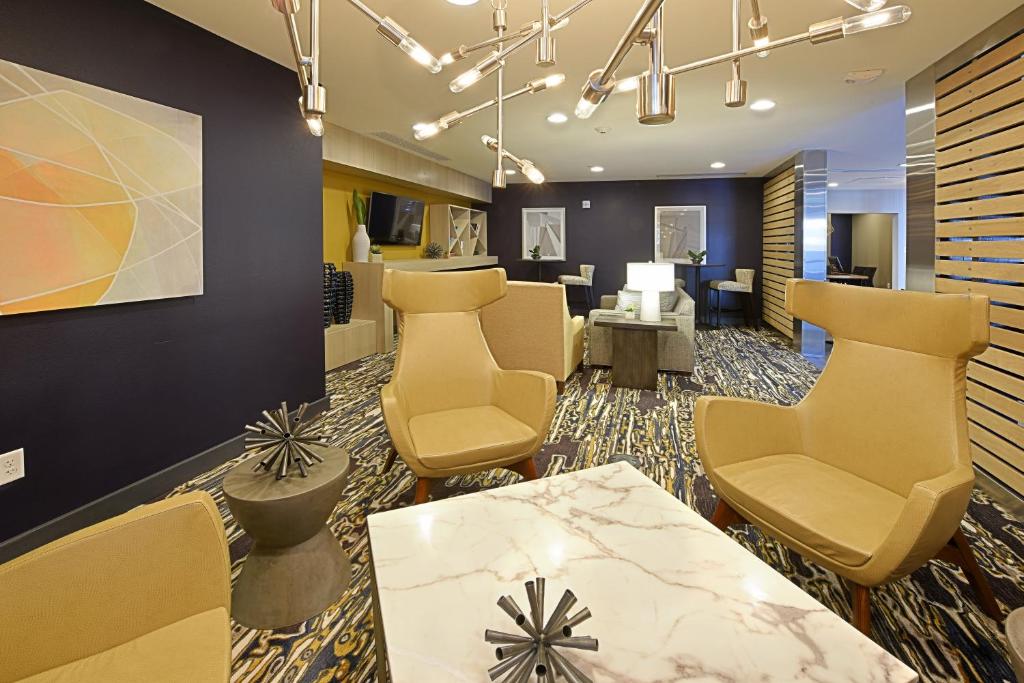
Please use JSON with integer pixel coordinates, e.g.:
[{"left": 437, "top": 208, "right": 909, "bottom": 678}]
[
  {"left": 587, "top": 279, "right": 696, "bottom": 373},
  {"left": 481, "top": 281, "right": 585, "bottom": 391}
]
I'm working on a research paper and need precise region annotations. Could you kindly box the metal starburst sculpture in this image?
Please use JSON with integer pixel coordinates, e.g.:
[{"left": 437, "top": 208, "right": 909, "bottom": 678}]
[
  {"left": 244, "top": 402, "right": 329, "bottom": 480},
  {"left": 485, "top": 577, "right": 598, "bottom": 683}
]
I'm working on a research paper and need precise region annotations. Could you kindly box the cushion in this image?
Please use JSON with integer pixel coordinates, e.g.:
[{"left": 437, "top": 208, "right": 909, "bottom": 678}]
[
  {"left": 408, "top": 405, "right": 537, "bottom": 471},
  {"left": 616, "top": 289, "right": 677, "bottom": 312},
  {"left": 18, "top": 608, "right": 230, "bottom": 683},
  {"left": 711, "top": 280, "right": 753, "bottom": 293},
  {"left": 559, "top": 275, "right": 590, "bottom": 286},
  {"left": 713, "top": 453, "right": 905, "bottom": 567}
]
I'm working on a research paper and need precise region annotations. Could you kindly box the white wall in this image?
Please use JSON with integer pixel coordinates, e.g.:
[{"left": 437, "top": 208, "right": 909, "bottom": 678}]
[{"left": 827, "top": 188, "right": 906, "bottom": 289}]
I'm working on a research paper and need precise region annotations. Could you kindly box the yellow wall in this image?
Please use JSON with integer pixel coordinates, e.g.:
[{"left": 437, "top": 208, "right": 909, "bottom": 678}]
[{"left": 323, "top": 164, "right": 476, "bottom": 266}]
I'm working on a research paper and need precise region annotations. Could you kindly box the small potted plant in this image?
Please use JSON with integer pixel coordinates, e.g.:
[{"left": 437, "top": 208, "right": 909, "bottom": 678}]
[
  {"left": 623, "top": 303, "right": 637, "bottom": 320},
  {"left": 423, "top": 241, "right": 444, "bottom": 259},
  {"left": 687, "top": 249, "right": 707, "bottom": 265},
  {"left": 369, "top": 244, "right": 383, "bottom": 263},
  {"left": 529, "top": 245, "right": 542, "bottom": 261}
]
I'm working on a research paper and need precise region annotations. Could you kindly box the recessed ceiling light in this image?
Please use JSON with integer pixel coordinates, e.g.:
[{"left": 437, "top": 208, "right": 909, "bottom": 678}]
[
  {"left": 547, "top": 112, "right": 569, "bottom": 124},
  {"left": 828, "top": 182, "right": 839, "bottom": 188},
  {"left": 506, "top": 169, "right": 517, "bottom": 175},
  {"left": 710, "top": 162, "right": 726, "bottom": 169},
  {"left": 590, "top": 166, "right": 605, "bottom": 173},
  {"left": 446, "top": 0, "right": 479, "bottom": 5},
  {"left": 750, "top": 99, "right": 776, "bottom": 112}
]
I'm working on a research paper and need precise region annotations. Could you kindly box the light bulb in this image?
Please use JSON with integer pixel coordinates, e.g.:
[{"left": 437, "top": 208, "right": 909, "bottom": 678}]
[
  {"left": 842, "top": 5, "right": 911, "bottom": 36},
  {"left": 451, "top": 69, "right": 482, "bottom": 93},
  {"left": 481, "top": 135, "right": 497, "bottom": 149},
  {"left": 306, "top": 115, "right": 324, "bottom": 137},
  {"left": 413, "top": 122, "right": 441, "bottom": 141},
  {"left": 844, "top": 0, "right": 887, "bottom": 11},
  {"left": 614, "top": 76, "right": 640, "bottom": 94},
  {"left": 522, "top": 163, "right": 545, "bottom": 184},
  {"left": 543, "top": 73, "right": 566, "bottom": 88},
  {"left": 575, "top": 97, "right": 599, "bottom": 119},
  {"left": 399, "top": 37, "right": 443, "bottom": 74},
  {"left": 440, "top": 52, "right": 456, "bottom": 65}
]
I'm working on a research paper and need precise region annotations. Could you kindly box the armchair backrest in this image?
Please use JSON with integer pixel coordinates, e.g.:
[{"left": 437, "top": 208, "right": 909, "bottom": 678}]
[
  {"left": 580, "top": 264, "right": 596, "bottom": 284},
  {"left": 382, "top": 269, "right": 508, "bottom": 416},
  {"left": 786, "top": 279, "right": 990, "bottom": 497},
  {"left": 480, "top": 281, "right": 570, "bottom": 378}
]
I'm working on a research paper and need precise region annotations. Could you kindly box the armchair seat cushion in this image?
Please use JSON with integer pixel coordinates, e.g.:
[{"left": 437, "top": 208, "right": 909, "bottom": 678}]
[
  {"left": 408, "top": 405, "right": 537, "bottom": 471},
  {"left": 18, "top": 608, "right": 230, "bottom": 683},
  {"left": 714, "top": 454, "right": 905, "bottom": 567}
]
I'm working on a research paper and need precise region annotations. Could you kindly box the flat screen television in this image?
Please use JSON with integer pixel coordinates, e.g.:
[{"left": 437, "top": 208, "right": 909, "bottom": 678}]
[{"left": 367, "top": 192, "right": 425, "bottom": 246}]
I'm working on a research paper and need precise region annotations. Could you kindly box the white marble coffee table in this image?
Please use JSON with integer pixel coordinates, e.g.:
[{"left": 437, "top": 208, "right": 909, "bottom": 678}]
[{"left": 367, "top": 463, "right": 918, "bottom": 682}]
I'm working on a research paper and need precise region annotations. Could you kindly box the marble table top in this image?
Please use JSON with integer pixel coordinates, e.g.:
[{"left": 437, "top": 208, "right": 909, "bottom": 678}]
[{"left": 367, "top": 463, "right": 918, "bottom": 682}]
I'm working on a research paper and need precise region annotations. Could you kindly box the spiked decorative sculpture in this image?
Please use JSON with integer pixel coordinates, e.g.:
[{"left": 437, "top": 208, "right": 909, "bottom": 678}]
[
  {"left": 485, "top": 578, "right": 598, "bottom": 683},
  {"left": 244, "top": 402, "right": 329, "bottom": 480}
]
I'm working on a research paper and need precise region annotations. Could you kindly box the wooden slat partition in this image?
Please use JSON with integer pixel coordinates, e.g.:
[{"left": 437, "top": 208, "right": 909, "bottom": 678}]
[
  {"left": 762, "top": 167, "right": 796, "bottom": 337},
  {"left": 934, "top": 29, "right": 1024, "bottom": 495}
]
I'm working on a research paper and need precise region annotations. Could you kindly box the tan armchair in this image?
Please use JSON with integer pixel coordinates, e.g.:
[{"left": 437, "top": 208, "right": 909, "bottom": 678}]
[
  {"left": 0, "top": 492, "right": 231, "bottom": 682},
  {"left": 381, "top": 268, "right": 556, "bottom": 504},
  {"left": 696, "top": 279, "right": 998, "bottom": 636},
  {"left": 481, "top": 281, "right": 584, "bottom": 392}
]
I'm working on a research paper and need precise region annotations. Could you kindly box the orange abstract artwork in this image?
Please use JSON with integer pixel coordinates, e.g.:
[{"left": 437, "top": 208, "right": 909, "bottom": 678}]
[{"left": 0, "top": 59, "right": 203, "bottom": 316}]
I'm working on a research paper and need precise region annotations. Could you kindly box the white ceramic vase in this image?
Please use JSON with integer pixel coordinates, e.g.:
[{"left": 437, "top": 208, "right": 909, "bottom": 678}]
[{"left": 353, "top": 224, "right": 371, "bottom": 262}]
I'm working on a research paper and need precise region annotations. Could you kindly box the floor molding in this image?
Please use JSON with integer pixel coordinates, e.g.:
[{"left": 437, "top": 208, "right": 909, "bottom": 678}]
[{"left": 0, "top": 395, "right": 331, "bottom": 564}]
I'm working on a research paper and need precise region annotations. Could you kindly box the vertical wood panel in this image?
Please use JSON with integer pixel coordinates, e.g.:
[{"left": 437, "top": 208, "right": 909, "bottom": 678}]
[
  {"left": 763, "top": 167, "right": 795, "bottom": 338},
  {"left": 935, "top": 28, "right": 1024, "bottom": 496}
]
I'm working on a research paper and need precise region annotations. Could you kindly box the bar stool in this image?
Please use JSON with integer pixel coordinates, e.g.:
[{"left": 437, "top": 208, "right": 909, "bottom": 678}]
[
  {"left": 558, "top": 265, "right": 596, "bottom": 310},
  {"left": 707, "top": 268, "right": 757, "bottom": 328}
]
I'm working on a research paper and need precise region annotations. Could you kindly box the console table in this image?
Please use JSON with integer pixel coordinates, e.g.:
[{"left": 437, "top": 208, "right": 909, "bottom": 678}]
[
  {"left": 367, "top": 463, "right": 917, "bottom": 682},
  {"left": 593, "top": 315, "right": 676, "bottom": 390}
]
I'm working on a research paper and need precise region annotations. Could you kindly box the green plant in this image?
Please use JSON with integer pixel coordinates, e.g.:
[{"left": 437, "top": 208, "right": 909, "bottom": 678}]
[
  {"left": 687, "top": 249, "right": 707, "bottom": 264},
  {"left": 423, "top": 242, "right": 444, "bottom": 259},
  {"left": 623, "top": 304, "right": 636, "bottom": 313},
  {"left": 369, "top": 243, "right": 382, "bottom": 255},
  {"left": 529, "top": 245, "right": 542, "bottom": 260},
  {"left": 352, "top": 190, "right": 368, "bottom": 226}
]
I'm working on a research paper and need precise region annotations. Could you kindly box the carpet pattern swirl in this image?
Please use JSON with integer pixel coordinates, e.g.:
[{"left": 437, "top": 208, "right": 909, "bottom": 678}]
[{"left": 166, "top": 327, "right": 1024, "bottom": 682}]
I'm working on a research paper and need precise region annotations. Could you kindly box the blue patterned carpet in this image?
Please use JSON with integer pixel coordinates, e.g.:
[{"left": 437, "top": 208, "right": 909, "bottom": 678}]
[{"left": 166, "top": 327, "right": 1023, "bottom": 682}]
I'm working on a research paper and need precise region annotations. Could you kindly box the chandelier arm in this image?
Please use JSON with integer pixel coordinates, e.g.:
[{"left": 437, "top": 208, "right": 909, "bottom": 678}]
[
  {"left": 310, "top": 0, "right": 320, "bottom": 90},
  {"left": 667, "top": 30, "right": 811, "bottom": 76},
  {"left": 482, "top": 0, "right": 597, "bottom": 66},
  {"left": 594, "top": 0, "right": 666, "bottom": 89},
  {"left": 283, "top": 13, "right": 310, "bottom": 90},
  {"left": 496, "top": 6, "right": 506, "bottom": 188},
  {"left": 347, "top": 0, "right": 384, "bottom": 24}
]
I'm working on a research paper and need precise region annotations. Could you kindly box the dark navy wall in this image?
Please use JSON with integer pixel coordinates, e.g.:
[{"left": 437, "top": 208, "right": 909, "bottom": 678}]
[
  {"left": 486, "top": 179, "right": 765, "bottom": 308},
  {"left": 830, "top": 214, "right": 854, "bottom": 272},
  {"left": 0, "top": 0, "right": 325, "bottom": 543}
]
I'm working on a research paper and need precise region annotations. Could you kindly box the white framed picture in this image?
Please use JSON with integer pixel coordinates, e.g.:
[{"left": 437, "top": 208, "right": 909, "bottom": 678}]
[
  {"left": 654, "top": 206, "right": 706, "bottom": 263},
  {"left": 522, "top": 208, "right": 566, "bottom": 261}
]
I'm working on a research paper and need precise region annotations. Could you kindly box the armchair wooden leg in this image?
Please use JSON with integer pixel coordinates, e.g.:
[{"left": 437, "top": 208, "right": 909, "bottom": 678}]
[
  {"left": 507, "top": 457, "right": 539, "bottom": 481},
  {"left": 381, "top": 448, "right": 398, "bottom": 475},
  {"left": 709, "top": 499, "right": 747, "bottom": 530},
  {"left": 851, "top": 583, "right": 872, "bottom": 636},
  {"left": 937, "top": 529, "right": 1003, "bottom": 621},
  {"left": 413, "top": 478, "right": 433, "bottom": 505},
  {"left": 556, "top": 381, "right": 565, "bottom": 395}
]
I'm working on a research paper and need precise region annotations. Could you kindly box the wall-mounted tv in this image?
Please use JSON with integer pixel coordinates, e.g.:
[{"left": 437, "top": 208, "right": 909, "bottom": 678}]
[{"left": 367, "top": 192, "right": 425, "bottom": 246}]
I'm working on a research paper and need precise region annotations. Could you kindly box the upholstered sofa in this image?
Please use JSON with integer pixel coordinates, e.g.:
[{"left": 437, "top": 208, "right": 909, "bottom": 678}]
[
  {"left": 587, "top": 279, "right": 696, "bottom": 373},
  {"left": 481, "top": 281, "right": 585, "bottom": 391}
]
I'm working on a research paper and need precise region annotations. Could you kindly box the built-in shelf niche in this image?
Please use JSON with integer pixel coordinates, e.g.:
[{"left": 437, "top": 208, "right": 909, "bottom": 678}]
[{"left": 429, "top": 204, "right": 488, "bottom": 258}]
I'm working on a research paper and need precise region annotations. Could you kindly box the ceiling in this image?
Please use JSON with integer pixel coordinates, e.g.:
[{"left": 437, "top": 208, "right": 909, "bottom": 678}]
[{"left": 148, "top": 0, "right": 1020, "bottom": 186}]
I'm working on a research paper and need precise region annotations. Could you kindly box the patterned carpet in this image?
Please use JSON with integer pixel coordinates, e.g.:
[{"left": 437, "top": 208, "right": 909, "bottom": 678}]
[{"left": 166, "top": 327, "right": 1024, "bottom": 683}]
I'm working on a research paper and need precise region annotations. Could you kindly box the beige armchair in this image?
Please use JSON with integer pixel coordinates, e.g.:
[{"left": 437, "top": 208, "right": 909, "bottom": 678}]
[
  {"left": 588, "top": 279, "right": 696, "bottom": 373},
  {"left": 481, "top": 281, "right": 584, "bottom": 392},
  {"left": 696, "top": 279, "right": 997, "bottom": 636},
  {"left": 0, "top": 492, "right": 231, "bottom": 682},
  {"left": 381, "top": 268, "right": 557, "bottom": 504}
]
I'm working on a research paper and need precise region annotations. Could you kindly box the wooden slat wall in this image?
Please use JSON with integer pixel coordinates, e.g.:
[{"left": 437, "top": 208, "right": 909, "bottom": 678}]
[
  {"left": 934, "top": 30, "right": 1024, "bottom": 495},
  {"left": 763, "top": 167, "right": 796, "bottom": 337}
]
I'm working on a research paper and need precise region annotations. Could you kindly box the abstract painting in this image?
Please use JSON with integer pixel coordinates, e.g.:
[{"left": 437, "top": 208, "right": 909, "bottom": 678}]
[
  {"left": 522, "top": 208, "right": 565, "bottom": 261},
  {"left": 0, "top": 59, "right": 203, "bottom": 316},
  {"left": 655, "top": 206, "right": 706, "bottom": 263}
]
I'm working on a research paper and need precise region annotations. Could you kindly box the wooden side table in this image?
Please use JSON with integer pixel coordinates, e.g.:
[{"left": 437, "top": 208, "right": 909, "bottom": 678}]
[
  {"left": 224, "top": 446, "right": 351, "bottom": 629},
  {"left": 594, "top": 316, "right": 676, "bottom": 390}
]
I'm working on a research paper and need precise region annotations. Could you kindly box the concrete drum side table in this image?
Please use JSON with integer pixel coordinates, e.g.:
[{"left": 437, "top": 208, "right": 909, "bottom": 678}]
[{"left": 224, "top": 446, "right": 351, "bottom": 629}]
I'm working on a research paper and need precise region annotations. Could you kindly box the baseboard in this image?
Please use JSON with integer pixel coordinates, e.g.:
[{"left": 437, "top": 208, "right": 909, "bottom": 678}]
[{"left": 0, "top": 395, "right": 331, "bottom": 564}]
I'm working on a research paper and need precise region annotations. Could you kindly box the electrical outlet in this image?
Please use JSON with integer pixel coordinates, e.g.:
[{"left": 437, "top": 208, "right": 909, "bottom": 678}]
[{"left": 0, "top": 449, "right": 25, "bottom": 486}]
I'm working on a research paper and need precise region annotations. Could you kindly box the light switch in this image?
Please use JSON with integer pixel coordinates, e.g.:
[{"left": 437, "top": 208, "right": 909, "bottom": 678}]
[{"left": 582, "top": 200, "right": 591, "bottom": 209}]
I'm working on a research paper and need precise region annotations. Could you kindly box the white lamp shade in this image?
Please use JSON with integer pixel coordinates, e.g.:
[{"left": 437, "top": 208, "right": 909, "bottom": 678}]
[{"left": 627, "top": 262, "right": 675, "bottom": 292}]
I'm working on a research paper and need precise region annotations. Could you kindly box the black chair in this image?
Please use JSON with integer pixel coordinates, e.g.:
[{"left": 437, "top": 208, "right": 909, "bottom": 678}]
[
  {"left": 828, "top": 256, "right": 845, "bottom": 275},
  {"left": 852, "top": 266, "right": 877, "bottom": 287}
]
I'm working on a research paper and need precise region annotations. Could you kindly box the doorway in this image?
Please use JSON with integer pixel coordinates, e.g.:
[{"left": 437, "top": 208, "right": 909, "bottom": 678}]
[{"left": 828, "top": 213, "right": 897, "bottom": 288}]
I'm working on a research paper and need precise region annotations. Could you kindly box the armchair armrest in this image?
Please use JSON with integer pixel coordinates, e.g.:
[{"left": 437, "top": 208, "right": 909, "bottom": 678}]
[
  {"left": 695, "top": 397, "right": 802, "bottom": 471},
  {"left": 0, "top": 492, "right": 229, "bottom": 682},
  {"left": 495, "top": 369, "right": 557, "bottom": 436},
  {"left": 381, "top": 381, "right": 416, "bottom": 458}
]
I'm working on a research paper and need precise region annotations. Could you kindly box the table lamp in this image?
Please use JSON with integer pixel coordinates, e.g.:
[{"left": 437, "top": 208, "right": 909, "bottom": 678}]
[{"left": 627, "top": 262, "right": 675, "bottom": 323}]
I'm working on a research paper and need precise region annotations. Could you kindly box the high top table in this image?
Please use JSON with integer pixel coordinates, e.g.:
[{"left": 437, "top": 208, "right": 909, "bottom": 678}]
[{"left": 367, "top": 463, "right": 917, "bottom": 682}]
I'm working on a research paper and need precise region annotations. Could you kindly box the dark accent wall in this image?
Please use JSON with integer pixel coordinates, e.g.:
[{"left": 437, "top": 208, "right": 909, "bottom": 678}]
[
  {"left": 0, "top": 1, "right": 325, "bottom": 543},
  {"left": 830, "top": 214, "right": 854, "bottom": 272},
  {"left": 487, "top": 179, "right": 764, "bottom": 306}
]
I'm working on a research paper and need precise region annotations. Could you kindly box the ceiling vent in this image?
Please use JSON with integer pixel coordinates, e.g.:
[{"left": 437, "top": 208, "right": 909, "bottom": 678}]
[
  {"left": 370, "top": 131, "right": 451, "bottom": 162},
  {"left": 656, "top": 172, "right": 746, "bottom": 179},
  {"left": 845, "top": 69, "right": 885, "bottom": 85}
]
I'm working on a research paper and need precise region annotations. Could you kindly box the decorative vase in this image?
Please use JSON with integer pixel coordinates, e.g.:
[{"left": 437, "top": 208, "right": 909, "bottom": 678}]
[
  {"left": 370, "top": 253, "right": 384, "bottom": 263},
  {"left": 353, "top": 224, "right": 370, "bottom": 262},
  {"left": 624, "top": 311, "right": 636, "bottom": 320}
]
